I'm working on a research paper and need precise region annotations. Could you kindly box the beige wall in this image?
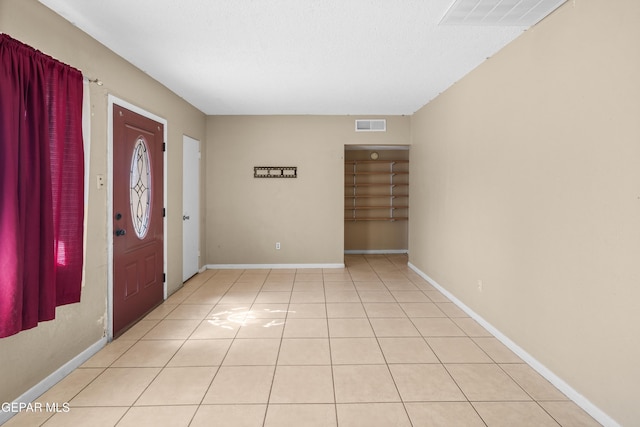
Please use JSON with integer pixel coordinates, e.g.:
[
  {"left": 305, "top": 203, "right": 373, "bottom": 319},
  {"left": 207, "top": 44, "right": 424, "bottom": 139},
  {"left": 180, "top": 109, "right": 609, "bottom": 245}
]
[
  {"left": 206, "top": 116, "right": 410, "bottom": 265},
  {"left": 0, "top": 0, "right": 206, "bottom": 404},
  {"left": 409, "top": 1, "right": 640, "bottom": 425}
]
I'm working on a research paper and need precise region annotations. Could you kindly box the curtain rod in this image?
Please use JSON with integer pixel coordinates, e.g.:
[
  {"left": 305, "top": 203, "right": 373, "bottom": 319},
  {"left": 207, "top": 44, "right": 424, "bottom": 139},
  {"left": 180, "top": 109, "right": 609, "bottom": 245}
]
[{"left": 85, "top": 77, "right": 103, "bottom": 86}]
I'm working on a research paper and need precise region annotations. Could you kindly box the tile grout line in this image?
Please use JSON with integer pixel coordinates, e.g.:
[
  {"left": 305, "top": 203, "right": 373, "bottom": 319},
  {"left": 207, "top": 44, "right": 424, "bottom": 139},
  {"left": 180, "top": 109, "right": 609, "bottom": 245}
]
[
  {"left": 260, "top": 268, "right": 295, "bottom": 427},
  {"left": 365, "top": 254, "right": 416, "bottom": 427},
  {"left": 388, "top": 256, "right": 492, "bottom": 425},
  {"left": 322, "top": 269, "right": 340, "bottom": 427},
  {"left": 194, "top": 269, "right": 260, "bottom": 423}
]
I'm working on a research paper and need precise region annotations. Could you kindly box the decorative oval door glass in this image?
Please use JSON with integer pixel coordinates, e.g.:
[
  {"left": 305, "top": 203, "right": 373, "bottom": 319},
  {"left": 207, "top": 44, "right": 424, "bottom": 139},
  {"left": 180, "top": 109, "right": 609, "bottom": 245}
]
[{"left": 130, "top": 137, "right": 152, "bottom": 239}]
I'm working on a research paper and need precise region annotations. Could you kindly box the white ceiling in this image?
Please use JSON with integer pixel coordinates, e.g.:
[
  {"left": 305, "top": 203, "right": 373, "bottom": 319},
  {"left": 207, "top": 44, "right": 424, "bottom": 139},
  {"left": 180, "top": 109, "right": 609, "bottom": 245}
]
[{"left": 38, "top": 0, "right": 565, "bottom": 115}]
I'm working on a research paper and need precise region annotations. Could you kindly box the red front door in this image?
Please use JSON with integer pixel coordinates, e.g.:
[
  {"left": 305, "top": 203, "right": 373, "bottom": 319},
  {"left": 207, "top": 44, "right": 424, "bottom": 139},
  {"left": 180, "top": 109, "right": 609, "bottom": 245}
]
[{"left": 113, "top": 104, "right": 164, "bottom": 337}]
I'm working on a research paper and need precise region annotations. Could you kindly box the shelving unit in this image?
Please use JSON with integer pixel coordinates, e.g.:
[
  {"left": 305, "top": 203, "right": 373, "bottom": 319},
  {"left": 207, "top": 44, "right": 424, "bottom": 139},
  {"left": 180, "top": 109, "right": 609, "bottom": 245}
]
[{"left": 345, "top": 160, "right": 409, "bottom": 222}]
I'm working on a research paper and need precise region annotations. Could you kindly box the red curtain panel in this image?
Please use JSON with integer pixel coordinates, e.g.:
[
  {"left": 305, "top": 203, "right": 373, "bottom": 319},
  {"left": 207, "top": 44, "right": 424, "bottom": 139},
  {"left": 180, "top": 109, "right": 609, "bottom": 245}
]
[{"left": 0, "top": 34, "right": 84, "bottom": 338}]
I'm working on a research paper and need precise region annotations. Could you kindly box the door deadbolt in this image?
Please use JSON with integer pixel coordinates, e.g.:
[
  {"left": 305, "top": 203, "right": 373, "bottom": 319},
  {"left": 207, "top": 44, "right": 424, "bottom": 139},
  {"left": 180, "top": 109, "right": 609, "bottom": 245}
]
[{"left": 114, "top": 229, "right": 126, "bottom": 236}]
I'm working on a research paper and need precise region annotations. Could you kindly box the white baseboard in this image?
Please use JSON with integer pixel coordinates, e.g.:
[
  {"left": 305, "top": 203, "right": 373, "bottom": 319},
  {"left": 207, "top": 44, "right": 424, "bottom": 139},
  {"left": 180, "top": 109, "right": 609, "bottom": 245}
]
[
  {"left": 206, "top": 263, "right": 345, "bottom": 270},
  {"left": 344, "top": 249, "right": 408, "bottom": 255},
  {"left": 0, "top": 337, "right": 108, "bottom": 425},
  {"left": 407, "top": 262, "right": 619, "bottom": 427}
]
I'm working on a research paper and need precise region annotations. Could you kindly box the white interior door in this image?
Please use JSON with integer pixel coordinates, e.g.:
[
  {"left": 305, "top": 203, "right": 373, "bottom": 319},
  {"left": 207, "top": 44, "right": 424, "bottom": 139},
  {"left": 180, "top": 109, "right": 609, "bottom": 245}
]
[{"left": 182, "top": 135, "right": 200, "bottom": 282}]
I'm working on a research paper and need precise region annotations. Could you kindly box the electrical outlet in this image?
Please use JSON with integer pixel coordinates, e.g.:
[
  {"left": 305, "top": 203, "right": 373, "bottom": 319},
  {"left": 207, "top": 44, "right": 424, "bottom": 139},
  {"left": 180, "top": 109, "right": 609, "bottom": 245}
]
[
  {"left": 275, "top": 242, "right": 281, "bottom": 250},
  {"left": 477, "top": 280, "right": 483, "bottom": 292}
]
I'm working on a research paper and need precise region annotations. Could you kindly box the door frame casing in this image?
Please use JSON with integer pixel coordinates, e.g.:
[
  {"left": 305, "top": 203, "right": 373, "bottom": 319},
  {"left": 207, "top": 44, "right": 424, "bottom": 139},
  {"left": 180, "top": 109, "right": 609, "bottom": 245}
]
[{"left": 107, "top": 95, "right": 167, "bottom": 341}]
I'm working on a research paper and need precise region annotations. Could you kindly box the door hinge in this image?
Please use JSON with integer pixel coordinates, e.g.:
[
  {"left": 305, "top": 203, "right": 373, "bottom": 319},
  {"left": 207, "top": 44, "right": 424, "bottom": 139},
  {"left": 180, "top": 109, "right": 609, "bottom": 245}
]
[
  {"left": 163, "top": 273, "right": 166, "bottom": 283},
  {"left": 162, "top": 208, "right": 166, "bottom": 218},
  {"left": 162, "top": 142, "right": 166, "bottom": 152}
]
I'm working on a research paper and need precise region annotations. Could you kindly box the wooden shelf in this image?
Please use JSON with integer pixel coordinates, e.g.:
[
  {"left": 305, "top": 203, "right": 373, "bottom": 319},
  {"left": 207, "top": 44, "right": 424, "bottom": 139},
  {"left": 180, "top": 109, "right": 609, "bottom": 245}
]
[
  {"left": 345, "top": 183, "right": 408, "bottom": 187},
  {"left": 344, "top": 159, "right": 409, "bottom": 222},
  {"left": 345, "top": 217, "right": 408, "bottom": 222},
  {"left": 345, "top": 171, "right": 409, "bottom": 176},
  {"left": 345, "top": 195, "right": 408, "bottom": 199},
  {"left": 345, "top": 160, "right": 408, "bottom": 165},
  {"left": 345, "top": 206, "right": 408, "bottom": 210}
]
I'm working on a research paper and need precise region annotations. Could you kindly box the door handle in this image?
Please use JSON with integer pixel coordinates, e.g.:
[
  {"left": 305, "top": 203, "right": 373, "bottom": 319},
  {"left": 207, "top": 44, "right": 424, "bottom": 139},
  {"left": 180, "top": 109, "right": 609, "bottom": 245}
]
[
  {"left": 183, "top": 215, "right": 190, "bottom": 221},
  {"left": 114, "top": 229, "right": 126, "bottom": 236}
]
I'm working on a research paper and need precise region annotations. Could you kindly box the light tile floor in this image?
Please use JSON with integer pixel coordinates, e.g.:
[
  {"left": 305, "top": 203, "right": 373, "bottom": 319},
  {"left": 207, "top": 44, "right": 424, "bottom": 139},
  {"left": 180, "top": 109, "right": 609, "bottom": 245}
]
[{"left": 5, "top": 254, "right": 601, "bottom": 427}]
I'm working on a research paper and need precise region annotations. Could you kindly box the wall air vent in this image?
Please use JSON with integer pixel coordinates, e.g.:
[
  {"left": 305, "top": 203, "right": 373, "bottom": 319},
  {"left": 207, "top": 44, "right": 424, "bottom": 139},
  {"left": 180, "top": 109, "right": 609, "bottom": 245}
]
[
  {"left": 440, "top": 0, "right": 567, "bottom": 27},
  {"left": 355, "top": 119, "right": 386, "bottom": 132}
]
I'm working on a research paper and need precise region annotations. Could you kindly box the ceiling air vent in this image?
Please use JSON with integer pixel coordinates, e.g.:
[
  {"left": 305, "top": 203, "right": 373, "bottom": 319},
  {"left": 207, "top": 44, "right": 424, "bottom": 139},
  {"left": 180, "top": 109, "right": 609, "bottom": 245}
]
[
  {"left": 440, "top": 0, "right": 567, "bottom": 26},
  {"left": 355, "top": 119, "right": 386, "bottom": 132}
]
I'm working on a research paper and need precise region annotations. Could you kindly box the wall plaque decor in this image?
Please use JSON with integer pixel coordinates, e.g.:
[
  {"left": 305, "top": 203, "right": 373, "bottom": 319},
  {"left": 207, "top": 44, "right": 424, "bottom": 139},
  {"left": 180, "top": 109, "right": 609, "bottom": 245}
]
[{"left": 254, "top": 166, "right": 297, "bottom": 178}]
